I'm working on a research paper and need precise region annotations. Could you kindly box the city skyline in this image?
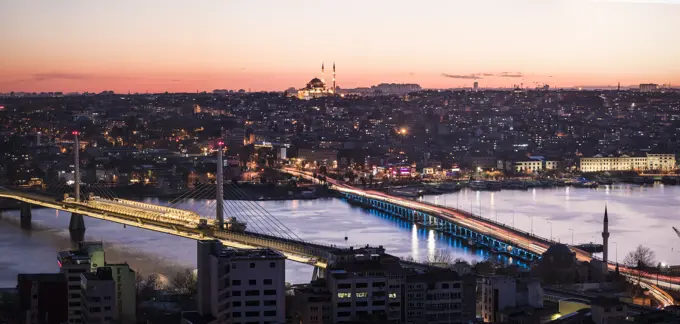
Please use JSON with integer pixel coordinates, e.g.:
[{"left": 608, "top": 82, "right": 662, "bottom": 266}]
[{"left": 2, "top": 0, "right": 680, "bottom": 93}]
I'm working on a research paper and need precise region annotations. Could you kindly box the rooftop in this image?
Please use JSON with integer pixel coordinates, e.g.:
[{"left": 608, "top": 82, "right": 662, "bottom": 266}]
[
  {"left": 217, "top": 247, "right": 284, "bottom": 260},
  {"left": 17, "top": 273, "right": 66, "bottom": 283}
]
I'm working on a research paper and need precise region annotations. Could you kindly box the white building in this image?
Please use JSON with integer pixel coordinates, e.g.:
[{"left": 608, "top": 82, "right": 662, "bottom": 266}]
[
  {"left": 58, "top": 242, "right": 135, "bottom": 324},
  {"left": 81, "top": 268, "right": 116, "bottom": 324},
  {"left": 58, "top": 242, "right": 104, "bottom": 324},
  {"left": 187, "top": 240, "right": 286, "bottom": 324},
  {"left": 107, "top": 263, "right": 136, "bottom": 323},
  {"left": 513, "top": 157, "right": 561, "bottom": 173},
  {"left": 580, "top": 153, "right": 676, "bottom": 172}
]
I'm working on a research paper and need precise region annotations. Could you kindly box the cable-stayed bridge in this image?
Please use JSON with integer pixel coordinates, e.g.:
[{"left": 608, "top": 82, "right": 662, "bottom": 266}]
[{"left": 0, "top": 135, "right": 338, "bottom": 269}]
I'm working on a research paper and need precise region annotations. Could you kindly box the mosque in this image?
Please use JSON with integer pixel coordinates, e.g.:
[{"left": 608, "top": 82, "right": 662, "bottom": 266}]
[{"left": 295, "top": 62, "right": 337, "bottom": 100}]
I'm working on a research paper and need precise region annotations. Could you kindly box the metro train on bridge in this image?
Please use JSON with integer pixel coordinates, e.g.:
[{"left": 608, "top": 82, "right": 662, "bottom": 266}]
[{"left": 59, "top": 193, "right": 247, "bottom": 232}]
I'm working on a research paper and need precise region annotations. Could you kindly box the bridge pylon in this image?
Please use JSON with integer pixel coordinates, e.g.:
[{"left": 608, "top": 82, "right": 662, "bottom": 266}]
[
  {"left": 69, "top": 213, "right": 85, "bottom": 242},
  {"left": 20, "top": 202, "right": 31, "bottom": 229},
  {"left": 73, "top": 130, "right": 81, "bottom": 202},
  {"left": 216, "top": 140, "right": 224, "bottom": 229}
]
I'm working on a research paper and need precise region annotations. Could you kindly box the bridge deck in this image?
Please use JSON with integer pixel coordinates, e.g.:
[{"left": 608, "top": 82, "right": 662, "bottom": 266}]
[{"left": 0, "top": 189, "right": 335, "bottom": 268}]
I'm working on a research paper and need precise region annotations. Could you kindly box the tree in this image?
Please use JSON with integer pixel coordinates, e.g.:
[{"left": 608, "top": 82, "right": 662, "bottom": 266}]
[
  {"left": 137, "top": 273, "right": 164, "bottom": 301},
  {"left": 427, "top": 249, "right": 455, "bottom": 265},
  {"left": 170, "top": 269, "right": 198, "bottom": 296},
  {"left": 623, "top": 245, "right": 656, "bottom": 269},
  {"left": 623, "top": 245, "right": 656, "bottom": 284}
]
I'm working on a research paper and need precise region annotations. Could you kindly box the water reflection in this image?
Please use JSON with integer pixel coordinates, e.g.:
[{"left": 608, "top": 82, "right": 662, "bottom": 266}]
[{"left": 2, "top": 185, "right": 679, "bottom": 286}]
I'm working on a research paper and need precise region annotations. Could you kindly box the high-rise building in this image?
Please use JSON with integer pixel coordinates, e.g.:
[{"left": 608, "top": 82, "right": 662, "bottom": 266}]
[
  {"left": 107, "top": 263, "right": 137, "bottom": 322},
  {"left": 185, "top": 240, "right": 286, "bottom": 324},
  {"left": 473, "top": 81, "right": 479, "bottom": 91},
  {"left": 58, "top": 244, "right": 100, "bottom": 323},
  {"left": 58, "top": 242, "right": 135, "bottom": 323},
  {"left": 17, "top": 273, "right": 68, "bottom": 324},
  {"left": 81, "top": 267, "right": 116, "bottom": 324}
]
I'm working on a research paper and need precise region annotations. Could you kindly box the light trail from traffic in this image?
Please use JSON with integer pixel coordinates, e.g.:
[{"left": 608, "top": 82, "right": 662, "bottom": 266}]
[{"left": 284, "top": 168, "right": 676, "bottom": 306}]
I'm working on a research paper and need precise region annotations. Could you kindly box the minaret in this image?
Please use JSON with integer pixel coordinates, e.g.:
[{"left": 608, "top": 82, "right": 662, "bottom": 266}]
[
  {"left": 333, "top": 62, "right": 336, "bottom": 94},
  {"left": 321, "top": 62, "right": 325, "bottom": 84},
  {"left": 602, "top": 205, "right": 610, "bottom": 275}
]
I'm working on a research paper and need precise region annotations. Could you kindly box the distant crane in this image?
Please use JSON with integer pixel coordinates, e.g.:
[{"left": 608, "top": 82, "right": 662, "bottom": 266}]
[{"left": 673, "top": 227, "right": 680, "bottom": 239}]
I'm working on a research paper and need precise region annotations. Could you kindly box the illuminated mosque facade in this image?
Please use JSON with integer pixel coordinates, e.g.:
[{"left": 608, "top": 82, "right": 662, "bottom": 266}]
[{"left": 295, "top": 62, "right": 337, "bottom": 100}]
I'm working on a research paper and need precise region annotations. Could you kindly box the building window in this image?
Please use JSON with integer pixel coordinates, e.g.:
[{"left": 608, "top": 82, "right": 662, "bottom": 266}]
[
  {"left": 245, "top": 300, "right": 259, "bottom": 307},
  {"left": 263, "top": 310, "right": 276, "bottom": 317},
  {"left": 233, "top": 301, "right": 241, "bottom": 307},
  {"left": 249, "top": 279, "right": 256, "bottom": 285},
  {"left": 263, "top": 290, "right": 276, "bottom": 295},
  {"left": 337, "top": 292, "right": 351, "bottom": 299},
  {"left": 245, "top": 290, "right": 260, "bottom": 296},
  {"left": 356, "top": 292, "right": 368, "bottom": 298},
  {"left": 337, "top": 312, "right": 351, "bottom": 317},
  {"left": 269, "top": 262, "right": 276, "bottom": 268},
  {"left": 442, "top": 283, "right": 449, "bottom": 289},
  {"left": 264, "top": 300, "right": 277, "bottom": 306},
  {"left": 356, "top": 301, "right": 368, "bottom": 307},
  {"left": 233, "top": 291, "right": 242, "bottom": 296},
  {"left": 233, "top": 312, "right": 242, "bottom": 318},
  {"left": 338, "top": 302, "right": 351, "bottom": 308},
  {"left": 356, "top": 283, "right": 368, "bottom": 288},
  {"left": 389, "top": 293, "right": 397, "bottom": 299},
  {"left": 245, "top": 311, "right": 259, "bottom": 317},
  {"left": 250, "top": 263, "right": 255, "bottom": 268},
  {"left": 337, "top": 283, "right": 351, "bottom": 289},
  {"left": 233, "top": 280, "right": 241, "bottom": 286},
  {"left": 264, "top": 279, "right": 272, "bottom": 285},
  {"left": 373, "top": 300, "right": 385, "bottom": 306}
]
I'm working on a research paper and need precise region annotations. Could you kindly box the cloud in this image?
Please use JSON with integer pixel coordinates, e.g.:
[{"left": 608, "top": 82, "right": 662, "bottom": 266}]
[
  {"left": 32, "top": 72, "right": 91, "bottom": 81},
  {"left": 441, "top": 73, "right": 481, "bottom": 79},
  {"left": 482, "top": 73, "right": 495, "bottom": 77},
  {"left": 498, "top": 72, "right": 524, "bottom": 78}
]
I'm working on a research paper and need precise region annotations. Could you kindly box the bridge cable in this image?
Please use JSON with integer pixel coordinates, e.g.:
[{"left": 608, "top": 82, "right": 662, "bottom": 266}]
[
  {"left": 165, "top": 183, "right": 213, "bottom": 211},
  {"left": 223, "top": 181, "right": 302, "bottom": 241},
  {"left": 224, "top": 180, "right": 303, "bottom": 241},
  {"left": 218, "top": 188, "right": 272, "bottom": 235},
  {"left": 166, "top": 182, "right": 213, "bottom": 209},
  {"left": 220, "top": 182, "right": 288, "bottom": 238}
]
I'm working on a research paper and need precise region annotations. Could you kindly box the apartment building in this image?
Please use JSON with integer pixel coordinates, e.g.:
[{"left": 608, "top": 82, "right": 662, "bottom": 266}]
[{"left": 184, "top": 240, "right": 286, "bottom": 324}]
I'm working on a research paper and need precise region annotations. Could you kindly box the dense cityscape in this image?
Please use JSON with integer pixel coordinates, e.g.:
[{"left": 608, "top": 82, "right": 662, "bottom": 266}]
[
  {"left": 3, "top": 0, "right": 680, "bottom": 323},
  {"left": 1, "top": 82, "right": 680, "bottom": 324}
]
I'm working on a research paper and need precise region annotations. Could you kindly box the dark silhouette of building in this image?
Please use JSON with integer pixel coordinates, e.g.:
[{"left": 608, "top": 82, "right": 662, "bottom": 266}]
[{"left": 17, "top": 273, "right": 68, "bottom": 324}]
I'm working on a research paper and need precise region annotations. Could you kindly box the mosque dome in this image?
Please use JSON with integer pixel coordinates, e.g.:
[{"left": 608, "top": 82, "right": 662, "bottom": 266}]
[{"left": 307, "top": 78, "right": 325, "bottom": 88}]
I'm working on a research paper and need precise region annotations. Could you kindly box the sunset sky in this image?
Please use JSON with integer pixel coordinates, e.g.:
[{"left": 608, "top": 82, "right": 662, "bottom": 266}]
[{"left": 1, "top": 0, "right": 679, "bottom": 93}]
